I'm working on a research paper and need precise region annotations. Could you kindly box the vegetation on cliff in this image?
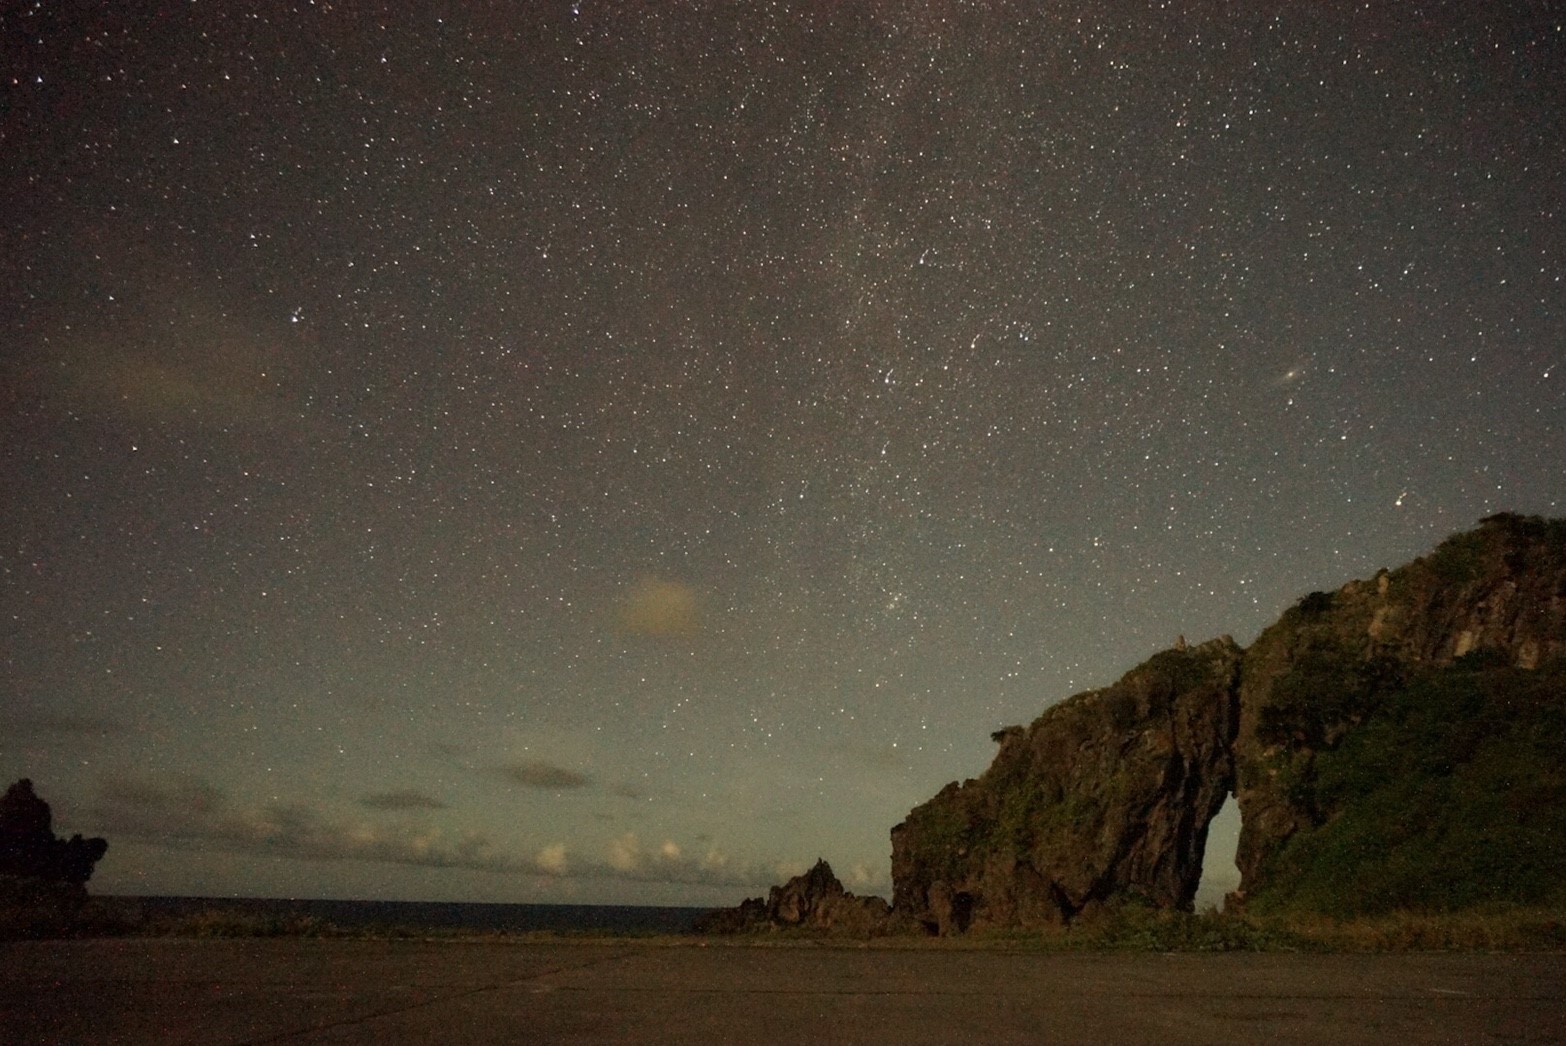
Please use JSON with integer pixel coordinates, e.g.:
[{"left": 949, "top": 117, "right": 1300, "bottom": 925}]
[{"left": 1246, "top": 653, "right": 1566, "bottom": 917}]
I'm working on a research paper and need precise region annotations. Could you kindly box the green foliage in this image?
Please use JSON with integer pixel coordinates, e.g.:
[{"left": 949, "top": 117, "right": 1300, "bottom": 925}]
[
  {"left": 956, "top": 905, "right": 1566, "bottom": 952},
  {"left": 156, "top": 908, "right": 345, "bottom": 938},
  {"left": 1477, "top": 512, "right": 1566, "bottom": 547},
  {"left": 1255, "top": 645, "right": 1401, "bottom": 752},
  {"left": 989, "top": 780, "right": 1045, "bottom": 855},
  {"left": 1295, "top": 590, "right": 1335, "bottom": 617},
  {"left": 1041, "top": 902, "right": 1310, "bottom": 952},
  {"left": 1139, "top": 647, "right": 1212, "bottom": 693},
  {"left": 899, "top": 798, "right": 976, "bottom": 883},
  {"left": 1249, "top": 659, "right": 1566, "bottom": 918},
  {"left": 1424, "top": 528, "right": 1489, "bottom": 585}
]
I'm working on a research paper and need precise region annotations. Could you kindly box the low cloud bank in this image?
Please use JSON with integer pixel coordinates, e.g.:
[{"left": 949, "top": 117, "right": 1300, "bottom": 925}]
[{"left": 91, "top": 773, "right": 784, "bottom": 890}]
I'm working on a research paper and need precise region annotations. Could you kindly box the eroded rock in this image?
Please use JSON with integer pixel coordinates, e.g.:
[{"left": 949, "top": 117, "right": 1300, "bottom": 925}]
[
  {"left": 891, "top": 638, "right": 1243, "bottom": 932},
  {"left": 888, "top": 514, "right": 1566, "bottom": 931},
  {"left": 695, "top": 859, "right": 898, "bottom": 935},
  {"left": 731, "top": 518, "right": 1564, "bottom": 935}
]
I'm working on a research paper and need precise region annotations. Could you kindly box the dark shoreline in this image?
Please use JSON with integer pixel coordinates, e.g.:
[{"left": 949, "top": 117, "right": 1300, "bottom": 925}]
[
  {"left": 59, "top": 894, "right": 1566, "bottom": 953},
  {"left": 95, "top": 894, "right": 713, "bottom": 936}
]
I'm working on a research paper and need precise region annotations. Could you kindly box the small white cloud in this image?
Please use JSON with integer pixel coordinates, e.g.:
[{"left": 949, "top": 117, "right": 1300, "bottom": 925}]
[
  {"left": 536, "top": 843, "right": 568, "bottom": 875},
  {"left": 608, "top": 832, "right": 643, "bottom": 872},
  {"left": 617, "top": 577, "right": 699, "bottom": 637}
]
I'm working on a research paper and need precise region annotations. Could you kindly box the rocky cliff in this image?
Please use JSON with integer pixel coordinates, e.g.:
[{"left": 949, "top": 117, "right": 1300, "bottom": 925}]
[
  {"left": 891, "top": 637, "right": 1242, "bottom": 932},
  {"left": 1, "top": 779, "right": 109, "bottom": 936},
  {"left": 695, "top": 859, "right": 899, "bottom": 935},
  {"left": 891, "top": 514, "right": 1566, "bottom": 932}
]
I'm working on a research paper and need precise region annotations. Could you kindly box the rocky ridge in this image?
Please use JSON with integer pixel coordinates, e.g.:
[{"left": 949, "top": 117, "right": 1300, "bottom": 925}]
[
  {"left": 885, "top": 513, "right": 1566, "bottom": 932},
  {"left": 891, "top": 636, "right": 1242, "bottom": 932},
  {"left": 0, "top": 779, "right": 107, "bottom": 888},
  {"left": 1, "top": 778, "right": 109, "bottom": 936},
  {"left": 699, "top": 517, "right": 1564, "bottom": 936}
]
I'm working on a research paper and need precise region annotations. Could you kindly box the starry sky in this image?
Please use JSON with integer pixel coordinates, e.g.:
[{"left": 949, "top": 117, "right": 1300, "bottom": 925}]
[{"left": 3, "top": 3, "right": 1562, "bottom": 907}]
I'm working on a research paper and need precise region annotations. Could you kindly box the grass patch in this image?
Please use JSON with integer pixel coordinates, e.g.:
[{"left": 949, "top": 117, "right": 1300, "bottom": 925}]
[
  {"left": 959, "top": 904, "right": 1566, "bottom": 953},
  {"left": 1250, "top": 657, "right": 1566, "bottom": 918}
]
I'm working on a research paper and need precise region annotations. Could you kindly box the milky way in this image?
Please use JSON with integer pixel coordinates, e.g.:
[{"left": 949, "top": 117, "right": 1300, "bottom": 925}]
[{"left": 3, "top": 3, "right": 1561, "bottom": 904}]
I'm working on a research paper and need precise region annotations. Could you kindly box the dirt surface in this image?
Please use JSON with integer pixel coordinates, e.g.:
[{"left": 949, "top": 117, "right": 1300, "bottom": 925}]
[{"left": 2, "top": 938, "right": 1563, "bottom": 1044}]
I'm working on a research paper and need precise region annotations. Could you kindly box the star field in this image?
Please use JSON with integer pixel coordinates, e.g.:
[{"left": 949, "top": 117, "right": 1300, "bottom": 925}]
[{"left": 2, "top": 2, "right": 1562, "bottom": 905}]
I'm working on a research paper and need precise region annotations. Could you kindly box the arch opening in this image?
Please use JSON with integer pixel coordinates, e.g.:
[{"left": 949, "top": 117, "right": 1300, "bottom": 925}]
[{"left": 1194, "top": 792, "right": 1241, "bottom": 912}]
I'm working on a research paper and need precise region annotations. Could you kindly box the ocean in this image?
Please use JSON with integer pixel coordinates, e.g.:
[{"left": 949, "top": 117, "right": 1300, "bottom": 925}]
[{"left": 109, "top": 896, "right": 712, "bottom": 935}]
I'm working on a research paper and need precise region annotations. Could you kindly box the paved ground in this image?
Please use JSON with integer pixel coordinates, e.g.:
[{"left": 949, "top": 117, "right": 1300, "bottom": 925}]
[{"left": 2, "top": 938, "right": 1563, "bottom": 1044}]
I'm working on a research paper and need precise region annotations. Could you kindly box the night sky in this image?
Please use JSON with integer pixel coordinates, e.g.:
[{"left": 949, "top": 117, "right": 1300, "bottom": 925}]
[{"left": 4, "top": 3, "right": 1562, "bottom": 907}]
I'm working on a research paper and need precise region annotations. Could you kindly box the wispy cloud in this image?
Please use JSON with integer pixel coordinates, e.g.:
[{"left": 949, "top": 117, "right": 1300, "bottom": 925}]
[
  {"left": 360, "top": 790, "right": 448, "bottom": 811},
  {"left": 496, "top": 760, "right": 592, "bottom": 791},
  {"left": 21, "top": 284, "right": 303, "bottom": 435},
  {"left": 93, "top": 774, "right": 553, "bottom": 875},
  {"left": 602, "top": 832, "right": 774, "bottom": 887},
  {"left": 616, "top": 576, "right": 700, "bottom": 638}
]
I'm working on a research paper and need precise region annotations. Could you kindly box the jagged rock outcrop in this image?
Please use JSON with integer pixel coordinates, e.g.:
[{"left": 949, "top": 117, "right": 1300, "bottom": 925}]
[
  {"left": 1, "top": 779, "right": 108, "bottom": 937},
  {"left": 891, "top": 637, "right": 1243, "bottom": 932},
  {"left": 695, "top": 859, "right": 899, "bottom": 935},
  {"left": 890, "top": 514, "right": 1566, "bottom": 932},
  {"left": 0, "top": 779, "right": 107, "bottom": 887}
]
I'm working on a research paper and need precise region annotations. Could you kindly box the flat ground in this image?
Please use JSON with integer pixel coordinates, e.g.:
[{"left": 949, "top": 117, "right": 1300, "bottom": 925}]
[{"left": 2, "top": 938, "right": 1562, "bottom": 1044}]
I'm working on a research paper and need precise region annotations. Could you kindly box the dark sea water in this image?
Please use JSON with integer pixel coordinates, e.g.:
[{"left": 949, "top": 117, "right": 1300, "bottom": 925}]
[{"left": 109, "top": 896, "right": 710, "bottom": 935}]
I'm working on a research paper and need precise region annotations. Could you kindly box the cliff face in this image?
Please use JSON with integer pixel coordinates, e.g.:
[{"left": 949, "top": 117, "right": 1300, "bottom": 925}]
[
  {"left": 892, "top": 514, "right": 1566, "bottom": 932},
  {"left": 890, "top": 637, "right": 1242, "bottom": 933}
]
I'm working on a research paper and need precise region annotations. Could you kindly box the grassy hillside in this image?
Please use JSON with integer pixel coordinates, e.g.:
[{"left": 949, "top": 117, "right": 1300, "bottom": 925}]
[{"left": 1247, "top": 653, "right": 1566, "bottom": 918}]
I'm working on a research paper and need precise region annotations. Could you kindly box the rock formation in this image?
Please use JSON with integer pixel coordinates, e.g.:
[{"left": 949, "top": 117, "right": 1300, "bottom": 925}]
[
  {"left": 890, "top": 513, "right": 1566, "bottom": 933},
  {"left": 891, "top": 637, "right": 1242, "bottom": 932},
  {"left": 711, "top": 516, "right": 1564, "bottom": 936},
  {"left": 695, "top": 859, "right": 898, "bottom": 935},
  {"left": 0, "top": 779, "right": 108, "bottom": 887}
]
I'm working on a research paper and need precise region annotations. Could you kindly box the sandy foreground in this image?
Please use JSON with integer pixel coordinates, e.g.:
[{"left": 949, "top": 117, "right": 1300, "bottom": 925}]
[{"left": 2, "top": 938, "right": 1562, "bottom": 1045}]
